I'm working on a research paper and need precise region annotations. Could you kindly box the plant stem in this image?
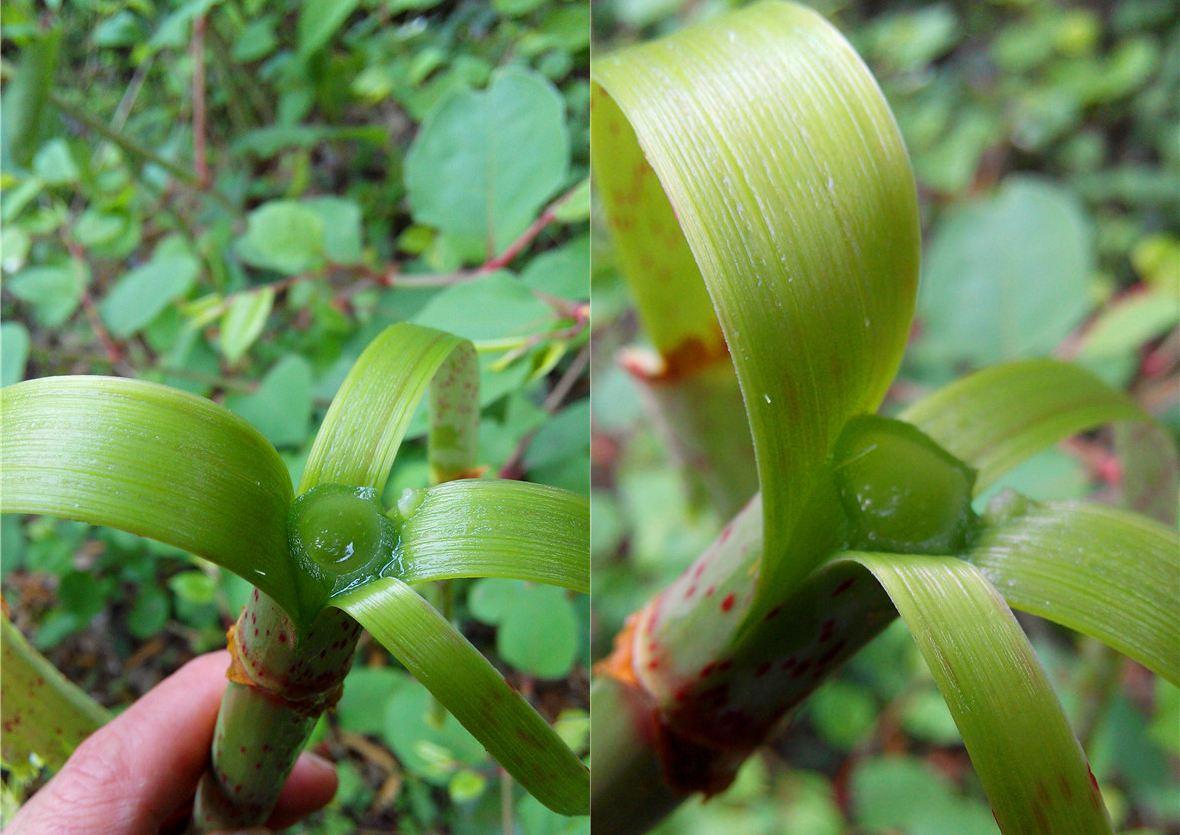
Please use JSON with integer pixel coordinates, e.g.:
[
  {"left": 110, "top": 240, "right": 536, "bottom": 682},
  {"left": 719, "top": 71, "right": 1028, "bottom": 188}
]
[
  {"left": 190, "top": 15, "right": 210, "bottom": 188},
  {"left": 619, "top": 347, "right": 757, "bottom": 519},
  {"left": 194, "top": 591, "right": 363, "bottom": 828},
  {"left": 591, "top": 489, "right": 896, "bottom": 830}
]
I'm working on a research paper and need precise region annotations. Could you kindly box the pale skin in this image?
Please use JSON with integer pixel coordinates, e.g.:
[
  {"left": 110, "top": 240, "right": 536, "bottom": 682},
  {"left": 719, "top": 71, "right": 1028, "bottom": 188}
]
[{"left": 7, "top": 652, "right": 337, "bottom": 834}]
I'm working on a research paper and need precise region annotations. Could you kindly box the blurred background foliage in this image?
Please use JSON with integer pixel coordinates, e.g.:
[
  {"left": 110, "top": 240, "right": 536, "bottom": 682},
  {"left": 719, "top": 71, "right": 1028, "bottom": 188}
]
[
  {"left": 590, "top": 0, "right": 1179, "bottom": 832},
  {"left": 1, "top": 0, "right": 590, "bottom": 831}
]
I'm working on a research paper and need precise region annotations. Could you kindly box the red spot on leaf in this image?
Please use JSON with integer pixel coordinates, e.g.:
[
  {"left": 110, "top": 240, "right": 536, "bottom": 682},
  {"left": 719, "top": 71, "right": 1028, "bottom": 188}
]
[
  {"left": 832, "top": 577, "right": 856, "bottom": 597},
  {"left": 721, "top": 593, "right": 735, "bottom": 613}
]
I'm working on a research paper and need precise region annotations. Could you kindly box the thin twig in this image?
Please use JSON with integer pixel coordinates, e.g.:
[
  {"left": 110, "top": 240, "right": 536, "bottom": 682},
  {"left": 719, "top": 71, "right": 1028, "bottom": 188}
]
[
  {"left": 483, "top": 185, "right": 580, "bottom": 272},
  {"left": 78, "top": 290, "right": 125, "bottom": 365},
  {"left": 191, "top": 15, "right": 210, "bottom": 188}
]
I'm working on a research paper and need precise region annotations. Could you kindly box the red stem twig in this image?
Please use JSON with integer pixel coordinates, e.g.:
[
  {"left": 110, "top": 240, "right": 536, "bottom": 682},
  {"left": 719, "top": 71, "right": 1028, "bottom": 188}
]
[{"left": 191, "top": 15, "right": 210, "bottom": 188}]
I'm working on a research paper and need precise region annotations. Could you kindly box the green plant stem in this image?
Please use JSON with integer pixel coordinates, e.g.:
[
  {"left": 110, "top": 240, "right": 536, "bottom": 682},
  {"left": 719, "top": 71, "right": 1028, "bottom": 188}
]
[
  {"left": 49, "top": 92, "right": 238, "bottom": 214},
  {"left": 194, "top": 592, "right": 363, "bottom": 828},
  {"left": 589, "top": 676, "right": 693, "bottom": 835},
  {"left": 619, "top": 347, "right": 757, "bottom": 518}
]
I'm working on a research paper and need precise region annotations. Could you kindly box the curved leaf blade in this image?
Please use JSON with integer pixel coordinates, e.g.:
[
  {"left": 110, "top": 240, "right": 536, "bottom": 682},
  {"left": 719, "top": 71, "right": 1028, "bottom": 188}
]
[
  {"left": 967, "top": 499, "right": 1179, "bottom": 684},
  {"left": 844, "top": 552, "right": 1112, "bottom": 835},
  {"left": 900, "top": 359, "right": 1149, "bottom": 493},
  {"left": 399, "top": 480, "right": 589, "bottom": 593},
  {"left": 300, "top": 323, "right": 478, "bottom": 493},
  {"left": 592, "top": 1, "right": 920, "bottom": 605},
  {"left": 335, "top": 578, "right": 589, "bottom": 816},
  {"left": 0, "top": 376, "right": 299, "bottom": 615},
  {"left": 2, "top": 615, "right": 108, "bottom": 776}
]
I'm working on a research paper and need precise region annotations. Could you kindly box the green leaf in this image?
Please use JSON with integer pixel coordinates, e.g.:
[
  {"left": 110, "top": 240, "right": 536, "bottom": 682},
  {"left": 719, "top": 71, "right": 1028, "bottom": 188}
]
[
  {"left": 302, "top": 196, "right": 364, "bottom": 265},
  {"left": 1, "top": 614, "right": 108, "bottom": 776},
  {"left": 8, "top": 262, "right": 86, "bottom": 327},
  {"left": 1, "top": 321, "right": 31, "bottom": 386},
  {"left": 968, "top": 498, "right": 1179, "bottom": 685},
  {"left": 405, "top": 68, "right": 570, "bottom": 259},
  {"left": 399, "top": 479, "right": 589, "bottom": 593},
  {"left": 917, "top": 177, "right": 1094, "bottom": 366},
  {"left": 101, "top": 248, "right": 200, "bottom": 338},
  {"left": 414, "top": 272, "right": 554, "bottom": 342},
  {"left": 236, "top": 201, "right": 325, "bottom": 276},
  {"left": 522, "top": 236, "right": 590, "bottom": 300},
  {"left": 337, "top": 667, "right": 409, "bottom": 736},
  {"left": 218, "top": 287, "right": 275, "bottom": 364},
  {"left": 382, "top": 677, "right": 486, "bottom": 780},
  {"left": 901, "top": 359, "right": 1146, "bottom": 492},
  {"left": 298, "top": 0, "right": 361, "bottom": 57},
  {"left": 225, "top": 355, "right": 313, "bottom": 448},
  {"left": 843, "top": 552, "right": 1112, "bottom": 835},
  {"left": 335, "top": 577, "right": 589, "bottom": 815},
  {"left": 2, "top": 28, "right": 60, "bottom": 167},
  {"left": 488, "top": 582, "right": 578, "bottom": 679},
  {"left": 1079, "top": 288, "right": 1179, "bottom": 360},
  {"left": 852, "top": 755, "right": 993, "bottom": 835},
  {"left": 33, "top": 137, "right": 80, "bottom": 185},
  {"left": 593, "top": 2, "right": 920, "bottom": 610},
  {"left": 0, "top": 376, "right": 299, "bottom": 619},
  {"left": 127, "top": 585, "right": 170, "bottom": 639},
  {"left": 553, "top": 178, "right": 591, "bottom": 223},
  {"left": 301, "top": 323, "right": 478, "bottom": 492}
]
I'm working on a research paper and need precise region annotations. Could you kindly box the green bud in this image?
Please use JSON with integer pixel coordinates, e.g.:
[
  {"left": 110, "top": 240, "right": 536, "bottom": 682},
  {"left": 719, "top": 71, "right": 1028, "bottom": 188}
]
[
  {"left": 833, "top": 415, "right": 977, "bottom": 555},
  {"left": 290, "top": 484, "right": 392, "bottom": 575}
]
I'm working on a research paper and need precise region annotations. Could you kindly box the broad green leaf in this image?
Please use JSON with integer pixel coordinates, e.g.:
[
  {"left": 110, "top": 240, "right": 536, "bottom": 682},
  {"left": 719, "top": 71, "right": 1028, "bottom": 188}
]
[
  {"left": 399, "top": 479, "right": 589, "bottom": 593},
  {"left": 1, "top": 615, "right": 108, "bottom": 776},
  {"left": 413, "top": 272, "right": 555, "bottom": 342},
  {"left": 303, "top": 196, "right": 364, "bottom": 265},
  {"left": 8, "top": 262, "right": 86, "bottom": 327},
  {"left": 225, "top": 355, "right": 313, "bottom": 448},
  {"left": 335, "top": 577, "right": 589, "bottom": 815},
  {"left": 298, "top": 0, "right": 361, "bottom": 57},
  {"left": 852, "top": 755, "right": 993, "bottom": 834},
  {"left": 405, "top": 68, "right": 570, "bottom": 260},
  {"left": 219, "top": 287, "right": 275, "bottom": 364},
  {"left": 0, "top": 376, "right": 299, "bottom": 617},
  {"left": 33, "top": 138, "right": 80, "bottom": 185},
  {"left": 236, "top": 201, "right": 325, "bottom": 276},
  {"left": 917, "top": 177, "right": 1094, "bottom": 366},
  {"left": 844, "top": 553, "right": 1112, "bottom": 835},
  {"left": 382, "top": 677, "right": 486, "bottom": 780},
  {"left": 301, "top": 323, "right": 478, "bottom": 492},
  {"left": 1, "top": 322, "right": 31, "bottom": 387},
  {"left": 967, "top": 498, "right": 1179, "bottom": 685},
  {"left": 2, "top": 28, "right": 60, "bottom": 167},
  {"left": 522, "top": 236, "right": 590, "bottom": 300},
  {"left": 901, "top": 359, "right": 1146, "bottom": 492},
  {"left": 593, "top": 1, "right": 920, "bottom": 609},
  {"left": 101, "top": 248, "right": 200, "bottom": 338},
  {"left": 472, "top": 581, "right": 579, "bottom": 680}
]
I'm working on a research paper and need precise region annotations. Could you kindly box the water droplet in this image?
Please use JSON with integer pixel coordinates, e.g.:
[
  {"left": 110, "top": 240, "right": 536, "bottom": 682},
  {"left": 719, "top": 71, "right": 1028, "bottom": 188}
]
[{"left": 763, "top": 394, "right": 772, "bottom": 404}]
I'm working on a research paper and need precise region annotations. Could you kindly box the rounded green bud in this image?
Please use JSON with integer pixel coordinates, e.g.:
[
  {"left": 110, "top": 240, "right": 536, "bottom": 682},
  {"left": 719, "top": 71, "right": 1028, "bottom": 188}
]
[
  {"left": 833, "top": 415, "right": 977, "bottom": 555},
  {"left": 289, "top": 485, "right": 393, "bottom": 576}
]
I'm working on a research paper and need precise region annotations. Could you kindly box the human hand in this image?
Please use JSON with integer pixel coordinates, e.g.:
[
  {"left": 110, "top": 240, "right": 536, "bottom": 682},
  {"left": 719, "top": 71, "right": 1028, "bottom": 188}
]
[{"left": 7, "top": 651, "right": 337, "bottom": 834}]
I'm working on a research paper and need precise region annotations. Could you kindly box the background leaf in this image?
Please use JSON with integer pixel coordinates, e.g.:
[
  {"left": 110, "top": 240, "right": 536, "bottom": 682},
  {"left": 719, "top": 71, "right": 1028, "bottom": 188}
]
[
  {"left": 405, "top": 68, "right": 570, "bottom": 260},
  {"left": 916, "top": 177, "right": 1094, "bottom": 366}
]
